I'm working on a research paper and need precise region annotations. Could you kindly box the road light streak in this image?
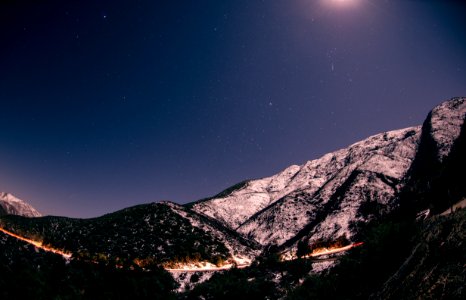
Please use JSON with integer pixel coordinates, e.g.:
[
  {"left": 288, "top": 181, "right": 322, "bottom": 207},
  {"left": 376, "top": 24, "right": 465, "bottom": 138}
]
[{"left": 0, "top": 227, "right": 72, "bottom": 259}]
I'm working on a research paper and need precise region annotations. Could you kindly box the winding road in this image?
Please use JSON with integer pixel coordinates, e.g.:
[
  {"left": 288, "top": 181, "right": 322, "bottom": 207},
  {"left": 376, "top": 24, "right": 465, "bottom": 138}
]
[{"left": 0, "top": 226, "right": 363, "bottom": 273}]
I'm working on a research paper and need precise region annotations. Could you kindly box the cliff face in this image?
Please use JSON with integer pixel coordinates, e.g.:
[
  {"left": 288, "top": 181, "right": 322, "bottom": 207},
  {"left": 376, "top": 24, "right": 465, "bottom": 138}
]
[
  {"left": 401, "top": 97, "right": 466, "bottom": 214},
  {"left": 375, "top": 208, "right": 466, "bottom": 300},
  {"left": 374, "top": 98, "right": 466, "bottom": 299}
]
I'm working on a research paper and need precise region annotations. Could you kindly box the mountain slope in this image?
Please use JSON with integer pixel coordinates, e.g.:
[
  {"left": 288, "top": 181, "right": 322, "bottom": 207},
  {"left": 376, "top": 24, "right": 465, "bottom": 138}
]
[
  {"left": 0, "top": 97, "right": 464, "bottom": 299},
  {"left": 0, "top": 192, "right": 41, "bottom": 217},
  {"left": 186, "top": 98, "right": 466, "bottom": 299},
  {"left": 188, "top": 97, "right": 465, "bottom": 252},
  {"left": 190, "top": 126, "right": 420, "bottom": 247},
  {"left": 241, "top": 127, "right": 420, "bottom": 247},
  {"left": 0, "top": 201, "right": 254, "bottom": 267},
  {"left": 0, "top": 228, "right": 177, "bottom": 299},
  {"left": 190, "top": 165, "right": 303, "bottom": 229}
]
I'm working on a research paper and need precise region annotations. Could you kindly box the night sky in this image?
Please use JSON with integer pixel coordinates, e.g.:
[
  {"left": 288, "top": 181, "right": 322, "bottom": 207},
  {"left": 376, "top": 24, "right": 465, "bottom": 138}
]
[{"left": 1, "top": 0, "right": 465, "bottom": 218}]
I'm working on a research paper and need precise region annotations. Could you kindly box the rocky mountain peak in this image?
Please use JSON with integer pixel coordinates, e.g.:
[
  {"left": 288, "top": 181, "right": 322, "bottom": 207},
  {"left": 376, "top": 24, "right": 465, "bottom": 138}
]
[{"left": 0, "top": 192, "right": 41, "bottom": 217}]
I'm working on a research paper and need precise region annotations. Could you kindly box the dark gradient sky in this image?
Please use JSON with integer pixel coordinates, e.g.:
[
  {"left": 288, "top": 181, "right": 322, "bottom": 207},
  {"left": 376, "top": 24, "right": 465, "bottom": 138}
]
[{"left": 0, "top": 0, "right": 465, "bottom": 218}]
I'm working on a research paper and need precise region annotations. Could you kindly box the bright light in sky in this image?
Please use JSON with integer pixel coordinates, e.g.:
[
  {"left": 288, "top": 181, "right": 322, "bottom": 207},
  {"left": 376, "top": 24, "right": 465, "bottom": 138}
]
[{"left": 325, "top": 0, "right": 359, "bottom": 8}]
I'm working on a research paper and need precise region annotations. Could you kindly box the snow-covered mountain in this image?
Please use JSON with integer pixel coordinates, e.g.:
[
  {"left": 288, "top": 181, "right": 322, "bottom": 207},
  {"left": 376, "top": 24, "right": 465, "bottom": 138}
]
[
  {"left": 1, "top": 97, "right": 464, "bottom": 273},
  {"left": 192, "top": 127, "right": 420, "bottom": 247},
  {"left": 0, "top": 97, "right": 464, "bottom": 299},
  {"left": 0, "top": 192, "right": 41, "bottom": 217},
  {"left": 190, "top": 97, "right": 466, "bottom": 251}
]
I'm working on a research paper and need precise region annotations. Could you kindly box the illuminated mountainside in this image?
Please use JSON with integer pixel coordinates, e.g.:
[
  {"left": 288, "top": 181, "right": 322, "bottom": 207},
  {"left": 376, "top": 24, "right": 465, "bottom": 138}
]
[
  {"left": 0, "top": 97, "right": 464, "bottom": 299},
  {"left": 189, "top": 97, "right": 465, "bottom": 253},
  {"left": 191, "top": 126, "right": 419, "bottom": 237},
  {"left": 185, "top": 97, "right": 466, "bottom": 299},
  {"left": 237, "top": 127, "right": 420, "bottom": 247},
  {"left": 189, "top": 125, "right": 420, "bottom": 248},
  {"left": 3, "top": 98, "right": 462, "bottom": 266}
]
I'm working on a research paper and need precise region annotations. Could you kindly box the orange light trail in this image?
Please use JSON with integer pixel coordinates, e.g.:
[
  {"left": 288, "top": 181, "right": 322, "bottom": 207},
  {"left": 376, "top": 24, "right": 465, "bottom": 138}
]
[
  {"left": 166, "top": 263, "right": 250, "bottom": 273},
  {"left": 309, "top": 241, "right": 364, "bottom": 257},
  {"left": 0, "top": 226, "right": 364, "bottom": 273},
  {"left": 280, "top": 242, "right": 365, "bottom": 261},
  {"left": 0, "top": 227, "right": 72, "bottom": 259}
]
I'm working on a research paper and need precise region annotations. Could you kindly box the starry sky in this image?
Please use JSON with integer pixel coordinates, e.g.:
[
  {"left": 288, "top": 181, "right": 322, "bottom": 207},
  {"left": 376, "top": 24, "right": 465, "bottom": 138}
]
[{"left": 0, "top": 0, "right": 465, "bottom": 218}]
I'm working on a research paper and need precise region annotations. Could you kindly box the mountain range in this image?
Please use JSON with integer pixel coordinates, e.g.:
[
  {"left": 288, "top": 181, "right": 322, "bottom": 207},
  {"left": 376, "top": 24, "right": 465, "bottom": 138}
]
[{"left": 0, "top": 97, "right": 465, "bottom": 299}]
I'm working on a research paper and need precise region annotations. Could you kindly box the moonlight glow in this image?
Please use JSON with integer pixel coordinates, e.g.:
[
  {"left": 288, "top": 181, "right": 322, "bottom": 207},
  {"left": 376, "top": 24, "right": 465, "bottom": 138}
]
[{"left": 325, "top": 0, "right": 359, "bottom": 8}]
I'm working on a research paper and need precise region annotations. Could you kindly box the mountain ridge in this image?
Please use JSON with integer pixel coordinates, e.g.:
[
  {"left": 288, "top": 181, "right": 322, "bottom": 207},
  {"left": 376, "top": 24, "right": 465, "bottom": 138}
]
[
  {"left": 189, "top": 126, "right": 421, "bottom": 248},
  {"left": 0, "top": 96, "right": 464, "bottom": 279},
  {"left": 0, "top": 97, "right": 465, "bottom": 299}
]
